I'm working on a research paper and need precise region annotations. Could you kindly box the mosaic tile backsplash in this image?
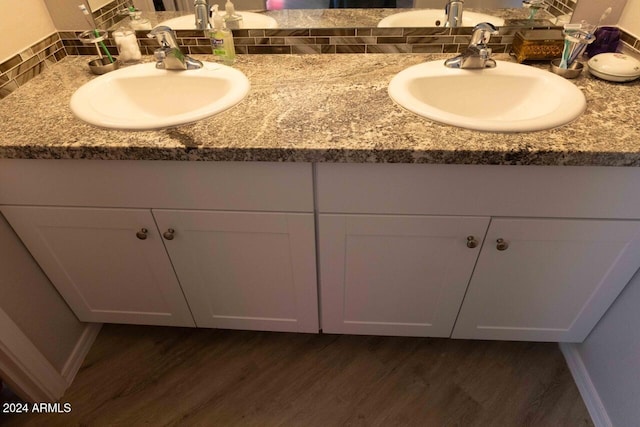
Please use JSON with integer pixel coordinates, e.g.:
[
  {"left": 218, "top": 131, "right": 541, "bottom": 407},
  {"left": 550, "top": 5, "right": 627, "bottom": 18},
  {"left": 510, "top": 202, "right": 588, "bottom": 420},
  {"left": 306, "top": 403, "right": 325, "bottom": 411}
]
[
  {"left": 92, "top": 0, "right": 135, "bottom": 32},
  {"left": 1, "top": 19, "right": 639, "bottom": 100},
  {"left": 0, "top": 33, "right": 66, "bottom": 100}
]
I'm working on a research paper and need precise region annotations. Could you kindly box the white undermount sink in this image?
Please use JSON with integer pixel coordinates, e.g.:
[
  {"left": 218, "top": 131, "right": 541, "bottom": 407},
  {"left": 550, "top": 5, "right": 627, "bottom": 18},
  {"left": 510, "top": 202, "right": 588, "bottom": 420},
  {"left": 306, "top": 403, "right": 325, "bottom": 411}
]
[
  {"left": 388, "top": 60, "right": 586, "bottom": 132},
  {"left": 378, "top": 9, "right": 504, "bottom": 27},
  {"left": 70, "top": 62, "right": 250, "bottom": 130},
  {"left": 158, "top": 12, "right": 277, "bottom": 29}
]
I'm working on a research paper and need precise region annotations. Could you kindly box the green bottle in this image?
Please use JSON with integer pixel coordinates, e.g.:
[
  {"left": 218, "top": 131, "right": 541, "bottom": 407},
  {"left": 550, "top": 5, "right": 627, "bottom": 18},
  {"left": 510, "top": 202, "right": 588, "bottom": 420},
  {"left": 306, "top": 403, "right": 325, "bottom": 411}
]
[{"left": 209, "top": 4, "right": 236, "bottom": 65}]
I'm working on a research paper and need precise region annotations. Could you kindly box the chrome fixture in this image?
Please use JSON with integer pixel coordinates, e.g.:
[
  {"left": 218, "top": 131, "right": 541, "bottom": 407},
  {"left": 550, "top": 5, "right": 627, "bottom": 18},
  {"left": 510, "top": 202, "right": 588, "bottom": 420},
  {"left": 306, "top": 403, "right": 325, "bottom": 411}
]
[
  {"left": 496, "top": 238, "right": 509, "bottom": 251},
  {"left": 163, "top": 229, "right": 176, "bottom": 240},
  {"left": 466, "top": 236, "right": 479, "bottom": 248},
  {"left": 147, "top": 26, "right": 204, "bottom": 70},
  {"left": 445, "top": 0, "right": 464, "bottom": 28},
  {"left": 444, "top": 22, "right": 499, "bottom": 69},
  {"left": 194, "top": 0, "right": 210, "bottom": 30}
]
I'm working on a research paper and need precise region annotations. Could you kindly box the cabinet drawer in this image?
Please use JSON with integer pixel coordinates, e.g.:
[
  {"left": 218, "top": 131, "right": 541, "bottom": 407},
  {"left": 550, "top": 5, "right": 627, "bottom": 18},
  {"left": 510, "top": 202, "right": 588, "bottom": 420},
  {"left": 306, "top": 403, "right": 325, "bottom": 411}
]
[
  {"left": 316, "top": 163, "right": 640, "bottom": 218},
  {"left": 0, "top": 160, "right": 313, "bottom": 212}
]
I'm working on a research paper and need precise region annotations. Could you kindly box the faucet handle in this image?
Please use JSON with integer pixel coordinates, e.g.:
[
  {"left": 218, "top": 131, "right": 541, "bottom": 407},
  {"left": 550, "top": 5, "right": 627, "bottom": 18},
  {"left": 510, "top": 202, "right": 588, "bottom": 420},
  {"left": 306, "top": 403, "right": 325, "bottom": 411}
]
[
  {"left": 470, "top": 22, "right": 499, "bottom": 46},
  {"left": 147, "top": 26, "right": 179, "bottom": 48}
]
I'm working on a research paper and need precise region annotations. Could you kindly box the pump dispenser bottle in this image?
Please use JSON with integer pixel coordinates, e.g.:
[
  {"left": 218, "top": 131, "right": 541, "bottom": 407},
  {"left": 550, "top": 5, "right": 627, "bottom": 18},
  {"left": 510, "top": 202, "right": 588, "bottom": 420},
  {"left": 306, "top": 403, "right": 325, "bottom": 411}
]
[
  {"left": 208, "top": 5, "right": 236, "bottom": 65},
  {"left": 224, "top": 0, "right": 244, "bottom": 30}
]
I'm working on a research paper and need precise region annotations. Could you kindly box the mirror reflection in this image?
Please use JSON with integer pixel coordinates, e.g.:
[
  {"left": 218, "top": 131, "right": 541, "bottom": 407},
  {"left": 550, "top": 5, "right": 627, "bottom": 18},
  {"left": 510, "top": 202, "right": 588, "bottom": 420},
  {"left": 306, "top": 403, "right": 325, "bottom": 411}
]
[
  {"left": 113, "top": 0, "right": 569, "bottom": 29},
  {"left": 143, "top": 0, "right": 526, "bottom": 10}
]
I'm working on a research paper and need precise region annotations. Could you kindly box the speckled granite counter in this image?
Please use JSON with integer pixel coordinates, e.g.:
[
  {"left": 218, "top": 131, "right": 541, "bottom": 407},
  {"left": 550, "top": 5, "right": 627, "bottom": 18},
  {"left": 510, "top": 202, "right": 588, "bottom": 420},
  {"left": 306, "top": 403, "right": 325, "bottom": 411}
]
[{"left": 0, "top": 53, "right": 639, "bottom": 165}]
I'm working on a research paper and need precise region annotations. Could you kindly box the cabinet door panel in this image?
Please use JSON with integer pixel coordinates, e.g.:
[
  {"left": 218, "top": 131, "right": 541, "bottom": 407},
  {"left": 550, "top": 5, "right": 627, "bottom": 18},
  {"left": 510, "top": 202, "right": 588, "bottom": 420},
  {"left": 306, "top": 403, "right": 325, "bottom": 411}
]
[
  {"left": 452, "top": 218, "right": 640, "bottom": 342},
  {"left": 0, "top": 206, "right": 195, "bottom": 327},
  {"left": 153, "top": 210, "right": 319, "bottom": 333},
  {"left": 319, "top": 215, "right": 490, "bottom": 337}
]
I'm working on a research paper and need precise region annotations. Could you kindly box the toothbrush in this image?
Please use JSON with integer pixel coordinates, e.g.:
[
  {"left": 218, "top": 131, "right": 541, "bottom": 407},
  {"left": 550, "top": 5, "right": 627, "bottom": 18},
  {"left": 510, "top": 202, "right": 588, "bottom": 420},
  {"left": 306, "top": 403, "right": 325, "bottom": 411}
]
[
  {"left": 78, "top": 4, "right": 114, "bottom": 63},
  {"left": 559, "top": 38, "right": 570, "bottom": 69},
  {"left": 595, "top": 7, "right": 612, "bottom": 33}
]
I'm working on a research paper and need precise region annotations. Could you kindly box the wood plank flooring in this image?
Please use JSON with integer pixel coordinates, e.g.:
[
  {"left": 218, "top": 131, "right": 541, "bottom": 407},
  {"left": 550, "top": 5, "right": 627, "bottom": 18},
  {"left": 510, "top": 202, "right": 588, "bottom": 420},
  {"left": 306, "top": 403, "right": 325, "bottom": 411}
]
[{"left": 4, "top": 324, "right": 593, "bottom": 426}]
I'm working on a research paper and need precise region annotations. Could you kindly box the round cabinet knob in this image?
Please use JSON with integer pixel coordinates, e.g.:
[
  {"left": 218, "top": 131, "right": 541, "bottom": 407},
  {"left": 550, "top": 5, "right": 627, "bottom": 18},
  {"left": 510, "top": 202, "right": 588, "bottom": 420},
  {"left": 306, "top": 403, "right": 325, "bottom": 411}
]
[
  {"left": 136, "top": 228, "right": 148, "bottom": 240},
  {"left": 466, "top": 235, "right": 479, "bottom": 248},
  {"left": 163, "top": 229, "right": 175, "bottom": 240},
  {"left": 496, "top": 238, "right": 509, "bottom": 251}
]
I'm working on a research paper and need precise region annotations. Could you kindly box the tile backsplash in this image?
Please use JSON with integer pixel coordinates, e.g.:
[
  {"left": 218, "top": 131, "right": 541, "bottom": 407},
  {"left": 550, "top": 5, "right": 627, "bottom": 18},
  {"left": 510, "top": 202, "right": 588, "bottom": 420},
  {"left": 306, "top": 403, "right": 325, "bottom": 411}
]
[
  {"left": 92, "top": 0, "right": 135, "bottom": 31},
  {"left": 547, "top": 0, "right": 578, "bottom": 16},
  {"left": 0, "top": 33, "right": 66, "bottom": 100},
  {"left": 1, "top": 19, "right": 639, "bottom": 100},
  {"left": 59, "top": 24, "right": 555, "bottom": 56}
]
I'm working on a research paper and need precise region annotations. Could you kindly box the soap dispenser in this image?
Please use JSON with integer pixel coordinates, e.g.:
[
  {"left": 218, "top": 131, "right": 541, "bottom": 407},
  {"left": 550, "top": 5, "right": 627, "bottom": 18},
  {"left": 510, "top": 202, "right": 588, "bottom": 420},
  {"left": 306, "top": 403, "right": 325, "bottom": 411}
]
[
  {"left": 223, "top": 0, "right": 244, "bottom": 30},
  {"left": 208, "top": 5, "right": 236, "bottom": 65},
  {"left": 128, "top": 7, "right": 152, "bottom": 30}
]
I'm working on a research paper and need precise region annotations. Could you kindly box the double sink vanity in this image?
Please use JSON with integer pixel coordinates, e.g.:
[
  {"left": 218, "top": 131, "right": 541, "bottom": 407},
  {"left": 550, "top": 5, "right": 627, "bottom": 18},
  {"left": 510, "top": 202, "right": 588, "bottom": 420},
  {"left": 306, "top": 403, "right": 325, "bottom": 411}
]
[{"left": 1, "top": 36, "right": 640, "bottom": 344}]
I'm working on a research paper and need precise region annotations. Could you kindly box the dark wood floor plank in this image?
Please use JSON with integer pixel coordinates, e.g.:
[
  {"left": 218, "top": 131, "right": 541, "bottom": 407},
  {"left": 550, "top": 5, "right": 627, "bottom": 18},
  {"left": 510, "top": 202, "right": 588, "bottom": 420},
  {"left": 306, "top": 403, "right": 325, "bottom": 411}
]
[{"left": 4, "top": 325, "right": 593, "bottom": 426}]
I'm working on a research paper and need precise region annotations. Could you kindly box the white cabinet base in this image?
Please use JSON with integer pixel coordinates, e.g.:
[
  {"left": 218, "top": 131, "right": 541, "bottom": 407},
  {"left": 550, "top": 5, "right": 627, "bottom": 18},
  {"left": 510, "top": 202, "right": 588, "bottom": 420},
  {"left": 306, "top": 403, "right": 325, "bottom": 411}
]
[
  {"left": 154, "top": 210, "right": 319, "bottom": 333},
  {"left": 452, "top": 218, "right": 640, "bottom": 342},
  {"left": 319, "top": 214, "right": 489, "bottom": 337},
  {"left": 0, "top": 206, "right": 195, "bottom": 327}
]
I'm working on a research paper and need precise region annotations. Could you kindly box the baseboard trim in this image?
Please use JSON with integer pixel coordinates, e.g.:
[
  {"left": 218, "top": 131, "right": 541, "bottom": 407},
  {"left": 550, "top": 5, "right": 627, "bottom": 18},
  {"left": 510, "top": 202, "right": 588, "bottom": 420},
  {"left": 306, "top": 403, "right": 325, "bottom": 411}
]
[
  {"left": 0, "top": 307, "right": 67, "bottom": 402},
  {"left": 61, "top": 323, "right": 102, "bottom": 386},
  {"left": 559, "top": 343, "right": 612, "bottom": 427}
]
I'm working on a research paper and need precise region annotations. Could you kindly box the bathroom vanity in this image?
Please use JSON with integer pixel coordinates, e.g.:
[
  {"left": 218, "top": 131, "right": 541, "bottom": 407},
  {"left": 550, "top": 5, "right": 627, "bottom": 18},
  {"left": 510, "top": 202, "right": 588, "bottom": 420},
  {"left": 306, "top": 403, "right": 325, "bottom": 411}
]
[{"left": 1, "top": 54, "right": 639, "bottom": 343}]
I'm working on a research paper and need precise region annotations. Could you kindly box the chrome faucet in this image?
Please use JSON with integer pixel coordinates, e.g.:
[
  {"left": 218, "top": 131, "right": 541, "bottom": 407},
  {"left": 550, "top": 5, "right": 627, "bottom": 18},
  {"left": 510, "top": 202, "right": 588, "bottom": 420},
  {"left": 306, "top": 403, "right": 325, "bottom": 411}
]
[
  {"left": 444, "top": 22, "right": 499, "bottom": 69},
  {"left": 445, "top": 0, "right": 464, "bottom": 28},
  {"left": 147, "top": 26, "right": 203, "bottom": 70},
  {"left": 194, "top": 0, "right": 210, "bottom": 30}
]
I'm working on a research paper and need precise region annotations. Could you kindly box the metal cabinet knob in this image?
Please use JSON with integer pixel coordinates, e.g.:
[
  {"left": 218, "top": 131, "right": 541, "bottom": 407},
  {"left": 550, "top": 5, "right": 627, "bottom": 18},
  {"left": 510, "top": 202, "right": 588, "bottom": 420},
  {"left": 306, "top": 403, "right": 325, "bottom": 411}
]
[
  {"left": 496, "top": 238, "right": 509, "bottom": 251},
  {"left": 163, "top": 228, "right": 175, "bottom": 240},
  {"left": 136, "top": 228, "right": 148, "bottom": 240},
  {"left": 466, "top": 235, "right": 479, "bottom": 248}
]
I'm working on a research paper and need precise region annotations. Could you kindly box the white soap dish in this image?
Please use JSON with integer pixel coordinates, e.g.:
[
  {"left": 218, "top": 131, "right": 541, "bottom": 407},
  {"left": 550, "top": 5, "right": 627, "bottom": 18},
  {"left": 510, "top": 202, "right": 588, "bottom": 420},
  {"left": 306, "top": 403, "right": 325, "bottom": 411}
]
[{"left": 588, "top": 52, "right": 640, "bottom": 82}]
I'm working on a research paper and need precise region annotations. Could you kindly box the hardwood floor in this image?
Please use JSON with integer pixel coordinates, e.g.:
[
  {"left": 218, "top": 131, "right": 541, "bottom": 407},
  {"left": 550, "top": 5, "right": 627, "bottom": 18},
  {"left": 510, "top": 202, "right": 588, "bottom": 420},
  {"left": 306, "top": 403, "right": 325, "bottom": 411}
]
[{"left": 4, "top": 324, "right": 593, "bottom": 426}]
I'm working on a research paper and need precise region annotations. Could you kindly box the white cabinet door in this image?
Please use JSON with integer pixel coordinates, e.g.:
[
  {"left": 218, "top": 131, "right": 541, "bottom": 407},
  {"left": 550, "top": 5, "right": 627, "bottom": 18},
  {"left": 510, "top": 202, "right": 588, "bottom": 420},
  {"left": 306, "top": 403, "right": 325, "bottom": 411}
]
[
  {"left": 0, "top": 206, "right": 195, "bottom": 327},
  {"left": 153, "top": 210, "right": 319, "bottom": 333},
  {"left": 319, "top": 215, "right": 490, "bottom": 337},
  {"left": 452, "top": 218, "right": 640, "bottom": 342}
]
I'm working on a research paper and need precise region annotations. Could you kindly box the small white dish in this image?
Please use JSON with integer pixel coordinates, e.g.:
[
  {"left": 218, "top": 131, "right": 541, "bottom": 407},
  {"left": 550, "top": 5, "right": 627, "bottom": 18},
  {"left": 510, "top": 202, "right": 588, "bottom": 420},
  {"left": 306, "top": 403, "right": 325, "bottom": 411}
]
[{"left": 588, "top": 53, "right": 640, "bottom": 82}]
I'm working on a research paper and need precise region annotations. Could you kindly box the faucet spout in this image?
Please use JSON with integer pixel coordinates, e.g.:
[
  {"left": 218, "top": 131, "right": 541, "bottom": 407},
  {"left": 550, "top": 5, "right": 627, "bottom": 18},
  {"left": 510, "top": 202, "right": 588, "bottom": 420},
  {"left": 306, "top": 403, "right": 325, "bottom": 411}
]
[
  {"left": 147, "top": 26, "right": 204, "bottom": 70},
  {"left": 194, "top": 0, "right": 210, "bottom": 30},
  {"left": 444, "top": 0, "right": 464, "bottom": 28},
  {"left": 444, "top": 22, "right": 499, "bottom": 69}
]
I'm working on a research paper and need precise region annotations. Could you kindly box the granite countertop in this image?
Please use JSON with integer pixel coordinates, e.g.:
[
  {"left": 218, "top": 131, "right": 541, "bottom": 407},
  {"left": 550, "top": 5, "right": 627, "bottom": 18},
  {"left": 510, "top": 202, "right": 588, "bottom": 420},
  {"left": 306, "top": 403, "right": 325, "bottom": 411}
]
[{"left": 0, "top": 53, "right": 639, "bottom": 165}]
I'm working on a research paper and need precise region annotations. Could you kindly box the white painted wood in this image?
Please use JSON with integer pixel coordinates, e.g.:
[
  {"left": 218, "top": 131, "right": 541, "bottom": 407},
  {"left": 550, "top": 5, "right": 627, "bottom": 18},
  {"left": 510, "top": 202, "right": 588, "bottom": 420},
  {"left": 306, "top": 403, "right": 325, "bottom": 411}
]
[
  {"left": 316, "top": 163, "right": 640, "bottom": 219},
  {"left": 0, "top": 211, "right": 87, "bottom": 372},
  {"left": 60, "top": 323, "right": 102, "bottom": 386},
  {"left": 153, "top": 210, "right": 319, "bottom": 333},
  {"left": 452, "top": 218, "right": 640, "bottom": 342},
  {"left": 0, "top": 206, "right": 195, "bottom": 327},
  {"left": 560, "top": 343, "right": 612, "bottom": 427},
  {"left": 0, "top": 307, "right": 67, "bottom": 402},
  {"left": 319, "top": 214, "right": 490, "bottom": 336},
  {"left": 0, "top": 160, "right": 313, "bottom": 212}
]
